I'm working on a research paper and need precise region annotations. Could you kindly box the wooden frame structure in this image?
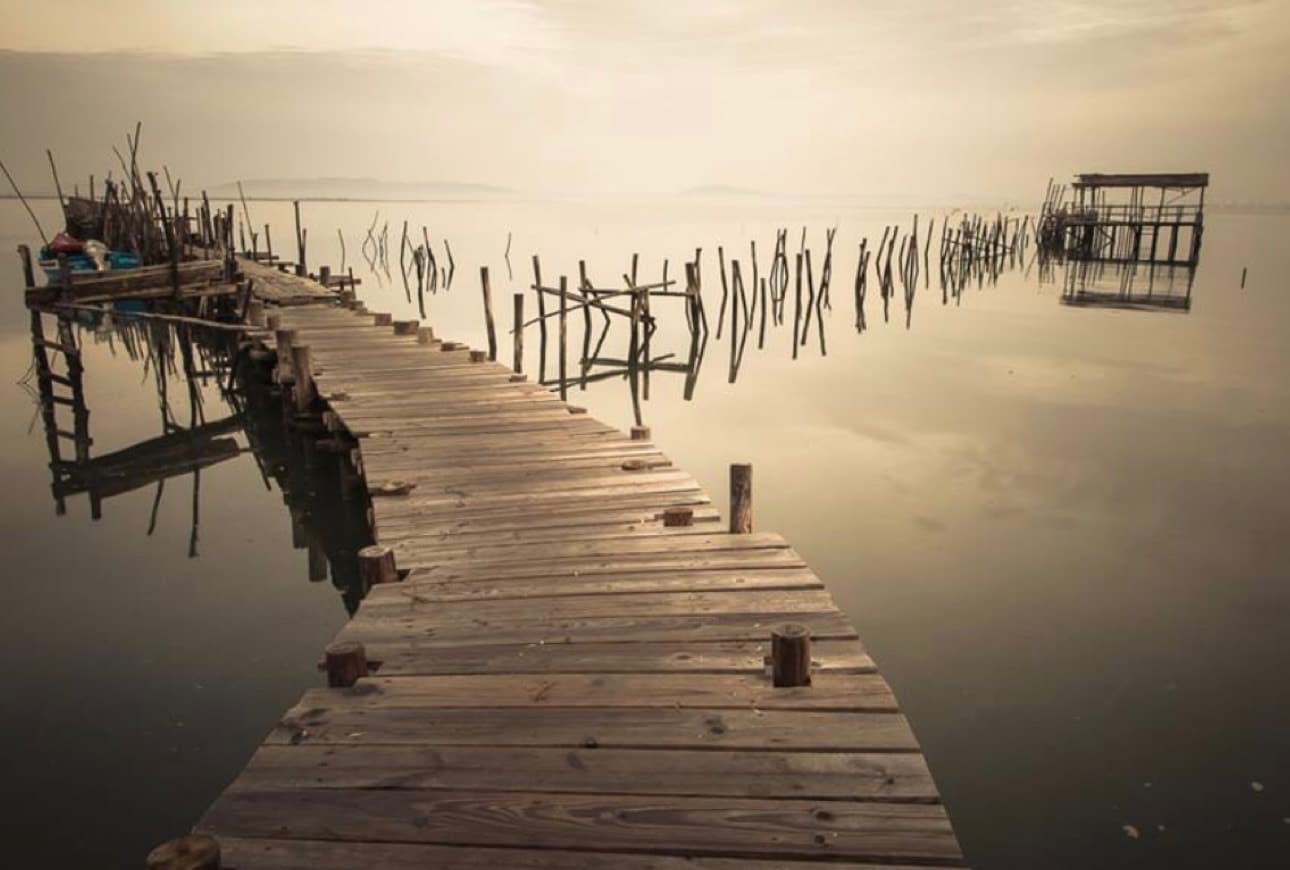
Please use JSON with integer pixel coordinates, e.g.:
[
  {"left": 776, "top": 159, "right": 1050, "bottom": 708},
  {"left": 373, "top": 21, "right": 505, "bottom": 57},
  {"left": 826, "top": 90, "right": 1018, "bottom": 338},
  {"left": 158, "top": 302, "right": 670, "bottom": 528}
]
[{"left": 1039, "top": 172, "right": 1208, "bottom": 267}]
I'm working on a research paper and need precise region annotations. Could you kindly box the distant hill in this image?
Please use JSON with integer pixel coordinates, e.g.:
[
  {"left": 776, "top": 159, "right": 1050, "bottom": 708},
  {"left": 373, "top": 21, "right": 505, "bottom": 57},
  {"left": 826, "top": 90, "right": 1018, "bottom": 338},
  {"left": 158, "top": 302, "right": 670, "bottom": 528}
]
[
  {"left": 681, "top": 184, "right": 770, "bottom": 199},
  {"left": 207, "top": 177, "right": 516, "bottom": 201}
]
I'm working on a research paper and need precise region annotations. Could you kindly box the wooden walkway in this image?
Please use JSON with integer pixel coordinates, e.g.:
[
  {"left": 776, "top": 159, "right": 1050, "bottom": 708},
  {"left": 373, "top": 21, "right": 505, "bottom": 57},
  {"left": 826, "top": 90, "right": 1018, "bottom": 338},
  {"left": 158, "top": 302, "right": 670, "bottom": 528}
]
[{"left": 195, "top": 302, "right": 966, "bottom": 868}]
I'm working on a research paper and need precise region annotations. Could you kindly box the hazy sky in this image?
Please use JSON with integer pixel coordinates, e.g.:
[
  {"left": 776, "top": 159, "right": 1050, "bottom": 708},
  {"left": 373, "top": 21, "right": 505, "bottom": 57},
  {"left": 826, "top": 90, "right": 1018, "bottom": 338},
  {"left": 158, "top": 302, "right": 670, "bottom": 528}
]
[{"left": 1, "top": 0, "right": 1287, "bottom": 201}]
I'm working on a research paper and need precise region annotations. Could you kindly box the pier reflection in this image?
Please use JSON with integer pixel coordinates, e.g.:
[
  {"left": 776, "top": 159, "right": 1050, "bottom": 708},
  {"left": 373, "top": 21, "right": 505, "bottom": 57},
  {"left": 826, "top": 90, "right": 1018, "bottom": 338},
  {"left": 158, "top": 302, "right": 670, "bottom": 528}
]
[{"left": 23, "top": 308, "right": 376, "bottom": 613}]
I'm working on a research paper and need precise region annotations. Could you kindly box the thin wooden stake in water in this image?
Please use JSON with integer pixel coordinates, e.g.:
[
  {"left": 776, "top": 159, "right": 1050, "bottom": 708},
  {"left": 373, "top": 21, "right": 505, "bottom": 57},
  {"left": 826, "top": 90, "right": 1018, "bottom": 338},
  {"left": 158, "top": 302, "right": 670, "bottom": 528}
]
[
  {"left": 480, "top": 266, "right": 497, "bottom": 361},
  {"left": 512, "top": 292, "right": 524, "bottom": 374},
  {"left": 293, "top": 200, "right": 306, "bottom": 276},
  {"left": 558, "top": 275, "right": 568, "bottom": 402},
  {"left": 533, "top": 255, "right": 547, "bottom": 384}
]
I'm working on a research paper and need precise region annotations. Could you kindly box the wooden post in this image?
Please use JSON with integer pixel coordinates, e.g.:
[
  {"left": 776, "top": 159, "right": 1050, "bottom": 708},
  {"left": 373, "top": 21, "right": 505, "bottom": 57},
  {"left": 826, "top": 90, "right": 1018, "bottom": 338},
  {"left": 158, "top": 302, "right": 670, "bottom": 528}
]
[
  {"left": 319, "top": 265, "right": 331, "bottom": 287},
  {"left": 1241, "top": 267, "right": 1248, "bottom": 289},
  {"left": 274, "top": 329, "right": 296, "bottom": 383},
  {"left": 481, "top": 266, "right": 497, "bottom": 361},
  {"left": 418, "top": 325, "right": 435, "bottom": 344},
  {"left": 17, "top": 244, "right": 35, "bottom": 289},
  {"left": 532, "top": 255, "right": 547, "bottom": 383},
  {"left": 264, "top": 223, "right": 273, "bottom": 259},
  {"left": 771, "top": 624, "right": 811, "bottom": 687},
  {"left": 358, "top": 544, "right": 398, "bottom": 586},
  {"left": 324, "top": 641, "right": 368, "bottom": 688},
  {"left": 373, "top": 312, "right": 392, "bottom": 326},
  {"left": 662, "top": 506, "right": 694, "bottom": 527},
  {"left": 246, "top": 299, "right": 264, "bottom": 327},
  {"left": 145, "top": 834, "right": 221, "bottom": 870},
  {"left": 293, "top": 200, "right": 306, "bottom": 276},
  {"left": 631, "top": 425, "right": 651, "bottom": 441},
  {"left": 558, "top": 275, "right": 568, "bottom": 402},
  {"left": 266, "top": 313, "right": 282, "bottom": 331},
  {"left": 730, "top": 462, "right": 752, "bottom": 534},
  {"left": 291, "top": 344, "right": 314, "bottom": 413},
  {"left": 469, "top": 349, "right": 487, "bottom": 363},
  {"left": 393, "top": 319, "right": 419, "bottom": 335},
  {"left": 56, "top": 253, "right": 72, "bottom": 301},
  {"left": 512, "top": 292, "right": 524, "bottom": 374}
]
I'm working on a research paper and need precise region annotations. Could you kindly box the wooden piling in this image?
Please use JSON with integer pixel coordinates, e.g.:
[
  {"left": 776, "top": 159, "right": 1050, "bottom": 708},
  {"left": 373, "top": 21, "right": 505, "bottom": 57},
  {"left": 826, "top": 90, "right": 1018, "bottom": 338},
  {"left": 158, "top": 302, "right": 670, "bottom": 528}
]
[
  {"left": 631, "top": 425, "right": 651, "bottom": 441},
  {"left": 393, "top": 320, "right": 419, "bottom": 336},
  {"left": 324, "top": 641, "right": 368, "bottom": 688},
  {"left": 512, "top": 292, "right": 524, "bottom": 374},
  {"left": 291, "top": 345, "right": 314, "bottom": 413},
  {"left": 319, "top": 265, "right": 331, "bottom": 288},
  {"left": 417, "top": 325, "right": 435, "bottom": 345},
  {"left": 481, "top": 266, "right": 498, "bottom": 361},
  {"left": 373, "top": 313, "right": 392, "bottom": 327},
  {"left": 145, "top": 834, "right": 221, "bottom": 870},
  {"left": 1241, "top": 267, "right": 1248, "bottom": 289},
  {"left": 771, "top": 623, "right": 811, "bottom": 687},
  {"left": 470, "top": 349, "right": 488, "bottom": 363},
  {"left": 275, "top": 328, "right": 297, "bottom": 384},
  {"left": 532, "top": 255, "right": 547, "bottom": 382},
  {"left": 662, "top": 506, "right": 694, "bottom": 527},
  {"left": 17, "top": 244, "right": 34, "bottom": 289},
  {"left": 730, "top": 462, "right": 752, "bottom": 533},
  {"left": 558, "top": 275, "right": 569, "bottom": 402},
  {"left": 293, "top": 200, "right": 306, "bottom": 277},
  {"left": 358, "top": 544, "right": 398, "bottom": 586}
]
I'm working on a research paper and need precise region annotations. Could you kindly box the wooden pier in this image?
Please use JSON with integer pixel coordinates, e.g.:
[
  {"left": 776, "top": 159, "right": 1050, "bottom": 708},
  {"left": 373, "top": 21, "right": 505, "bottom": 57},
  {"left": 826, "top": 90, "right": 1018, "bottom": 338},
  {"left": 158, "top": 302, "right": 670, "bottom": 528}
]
[{"left": 176, "top": 282, "right": 967, "bottom": 868}]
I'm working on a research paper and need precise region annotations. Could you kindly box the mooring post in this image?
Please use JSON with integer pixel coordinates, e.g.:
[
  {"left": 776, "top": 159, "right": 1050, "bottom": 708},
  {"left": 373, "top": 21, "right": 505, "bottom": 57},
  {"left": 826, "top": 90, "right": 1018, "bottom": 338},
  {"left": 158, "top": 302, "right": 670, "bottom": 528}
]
[
  {"left": 291, "top": 344, "right": 314, "bottom": 413},
  {"left": 663, "top": 506, "right": 694, "bottom": 527},
  {"left": 324, "top": 641, "right": 368, "bottom": 688},
  {"left": 469, "top": 349, "right": 487, "bottom": 363},
  {"left": 512, "top": 292, "right": 524, "bottom": 374},
  {"left": 319, "top": 265, "right": 331, "bottom": 287},
  {"left": 393, "top": 319, "right": 419, "bottom": 336},
  {"left": 145, "top": 833, "right": 221, "bottom": 870},
  {"left": 771, "top": 623, "right": 811, "bottom": 687},
  {"left": 730, "top": 462, "right": 752, "bottom": 533},
  {"left": 358, "top": 544, "right": 398, "bottom": 587},
  {"left": 417, "top": 325, "right": 435, "bottom": 345},
  {"left": 631, "top": 425, "right": 651, "bottom": 441},
  {"left": 17, "top": 244, "right": 35, "bottom": 289},
  {"left": 372, "top": 312, "right": 392, "bottom": 327}
]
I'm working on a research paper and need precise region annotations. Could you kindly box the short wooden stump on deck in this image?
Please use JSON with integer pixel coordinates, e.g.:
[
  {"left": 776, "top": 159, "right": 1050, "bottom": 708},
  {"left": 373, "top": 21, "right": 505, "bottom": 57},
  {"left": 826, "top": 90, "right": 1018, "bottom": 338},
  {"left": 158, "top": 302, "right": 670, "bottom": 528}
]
[
  {"left": 358, "top": 544, "right": 398, "bottom": 586},
  {"left": 771, "top": 623, "right": 812, "bottom": 687},
  {"left": 324, "top": 641, "right": 369, "bottom": 688},
  {"left": 662, "top": 506, "right": 694, "bottom": 527},
  {"left": 145, "top": 833, "right": 220, "bottom": 870}
]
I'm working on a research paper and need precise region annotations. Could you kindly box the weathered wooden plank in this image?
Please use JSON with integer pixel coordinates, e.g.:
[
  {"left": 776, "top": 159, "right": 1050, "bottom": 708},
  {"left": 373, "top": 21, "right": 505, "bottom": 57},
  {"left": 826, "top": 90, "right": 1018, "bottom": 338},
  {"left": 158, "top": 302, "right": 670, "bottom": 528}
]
[
  {"left": 232, "top": 744, "right": 934, "bottom": 800},
  {"left": 350, "top": 637, "right": 873, "bottom": 676},
  {"left": 201, "top": 788, "right": 962, "bottom": 864},
  {"left": 300, "top": 672, "right": 898, "bottom": 712},
  {"left": 337, "top": 610, "right": 857, "bottom": 649},
  {"left": 217, "top": 837, "right": 937, "bottom": 870},
  {"left": 393, "top": 567, "right": 820, "bottom": 602}
]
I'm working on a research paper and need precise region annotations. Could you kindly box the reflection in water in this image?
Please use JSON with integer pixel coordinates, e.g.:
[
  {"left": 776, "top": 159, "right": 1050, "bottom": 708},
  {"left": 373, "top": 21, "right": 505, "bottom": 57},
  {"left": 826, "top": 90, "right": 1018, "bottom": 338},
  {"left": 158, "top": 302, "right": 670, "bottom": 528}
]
[{"left": 22, "top": 308, "right": 375, "bottom": 613}]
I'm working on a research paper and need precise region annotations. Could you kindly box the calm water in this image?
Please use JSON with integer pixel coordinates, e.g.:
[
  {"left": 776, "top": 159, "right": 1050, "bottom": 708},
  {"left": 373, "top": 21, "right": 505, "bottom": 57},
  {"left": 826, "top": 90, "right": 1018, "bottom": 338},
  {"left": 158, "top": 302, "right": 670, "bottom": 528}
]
[{"left": 3, "top": 197, "right": 1288, "bottom": 868}]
